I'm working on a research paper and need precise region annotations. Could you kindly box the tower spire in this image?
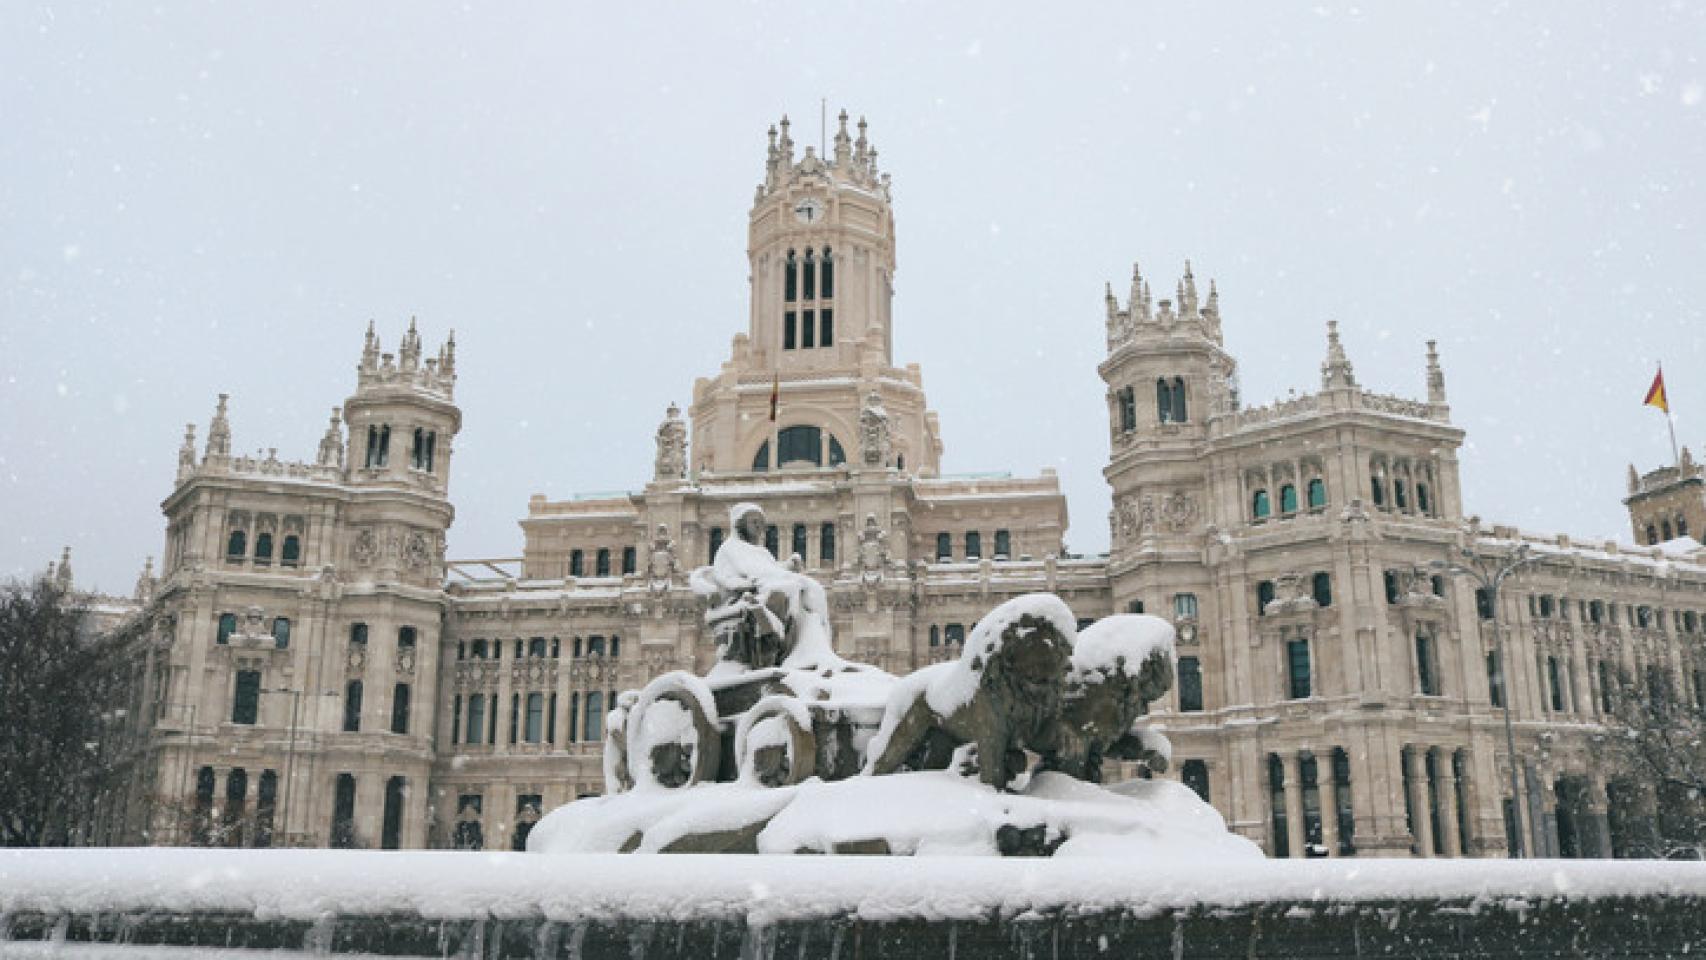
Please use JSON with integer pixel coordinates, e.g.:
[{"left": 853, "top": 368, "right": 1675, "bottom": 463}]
[
  {"left": 833, "top": 108, "right": 852, "bottom": 166},
  {"left": 177, "top": 422, "right": 198, "bottom": 481},
  {"left": 1426, "top": 339, "right": 1447, "bottom": 404},
  {"left": 204, "top": 393, "right": 232, "bottom": 461},
  {"left": 1181, "top": 260, "right": 1198, "bottom": 317},
  {"left": 1129, "top": 263, "right": 1149, "bottom": 322},
  {"left": 1321, "top": 321, "right": 1357, "bottom": 390}
]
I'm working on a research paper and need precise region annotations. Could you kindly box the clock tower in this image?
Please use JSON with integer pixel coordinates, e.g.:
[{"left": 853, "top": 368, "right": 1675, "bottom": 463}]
[{"left": 688, "top": 111, "right": 942, "bottom": 476}]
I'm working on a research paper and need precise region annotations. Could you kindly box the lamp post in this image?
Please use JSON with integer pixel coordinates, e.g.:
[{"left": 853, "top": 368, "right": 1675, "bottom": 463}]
[
  {"left": 1436, "top": 530, "right": 1540, "bottom": 858},
  {"left": 261, "top": 686, "right": 303, "bottom": 847}
]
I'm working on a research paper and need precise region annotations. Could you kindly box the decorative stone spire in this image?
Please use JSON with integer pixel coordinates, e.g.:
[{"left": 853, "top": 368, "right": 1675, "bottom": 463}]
[
  {"left": 204, "top": 394, "right": 231, "bottom": 461},
  {"left": 1129, "top": 263, "right": 1150, "bottom": 322},
  {"left": 1426, "top": 339, "right": 1447, "bottom": 404},
  {"left": 317, "top": 407, "right": 345, "bottom": 467},
  {"left": 177, "top": 423, "right": 197, "bottom": 481},
  {"left": 54, "top": 546, "right": 72, "bottom": 591},
  {"left": 441, "top": 329, "right": 457, "bottom": 381},
  {"left": 833, "top": 109, "right": 852, "bottom": 166},
  {"left": 1205, "top": 279, "right": 1220, "bottom": 319},
  {"left": 399, "top": 317, "right": 422, "bottom": 371},
  {"left": 778, "top": 115, "right": 795, "bottom": 167},
  {"left": 1321, "top": 321, "right": 1357, "bottom": 390},
  {"left": 1629, "top": 463, "right": 1641, "bottom": 494},
  {"left": 854, "top": 116, "right": 869, "bottom": 165},
  {"left": 1181, "top": 260, "right": 1199, "bottom": 317},
  {"left": 361, "top": 320, "right": 380, "bottom": 372},
  {"left": 134, "top": 557, "right": 155, "bottom": 603}
]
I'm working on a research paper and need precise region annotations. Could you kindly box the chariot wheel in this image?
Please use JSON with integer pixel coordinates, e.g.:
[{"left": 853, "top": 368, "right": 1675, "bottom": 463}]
[
  {"left": 735, "top": 695, "right": 817, "bottom": 788},
  {"left": 627, "top": 672, "right": 722, "bottom": 789}
]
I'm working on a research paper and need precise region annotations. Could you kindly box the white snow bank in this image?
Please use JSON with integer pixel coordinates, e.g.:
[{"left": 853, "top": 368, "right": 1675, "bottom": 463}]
[
  {"left": 5, "top": 848, "right": 1706, "bottom": 929},
  {"left": 530, "top": 764, "right": 1259, "bottom": 860}
]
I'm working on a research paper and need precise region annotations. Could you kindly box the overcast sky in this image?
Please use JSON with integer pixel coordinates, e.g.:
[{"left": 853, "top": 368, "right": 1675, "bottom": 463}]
[{"left": 3, "top": 3, "right": 1703, "bottom": 593}]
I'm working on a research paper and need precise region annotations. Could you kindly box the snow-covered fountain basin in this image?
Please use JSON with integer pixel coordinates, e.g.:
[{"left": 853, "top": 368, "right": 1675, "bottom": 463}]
[{"left": 5, "top": 848, "right": 1706, "bottom": 957}]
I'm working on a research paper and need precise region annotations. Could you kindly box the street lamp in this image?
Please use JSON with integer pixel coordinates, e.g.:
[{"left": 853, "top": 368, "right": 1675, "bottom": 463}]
[
  {"left": 261, "top": 686, "right": 303, "bottom": 847},
  {"left": 1434, "top": 527, "right": 1540, "bottom": 858}
]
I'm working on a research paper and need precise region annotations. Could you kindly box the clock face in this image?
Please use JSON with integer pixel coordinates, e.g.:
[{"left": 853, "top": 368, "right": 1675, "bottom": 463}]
[{"left": 793, "top": 197, "right": 824, "bottom": 224}]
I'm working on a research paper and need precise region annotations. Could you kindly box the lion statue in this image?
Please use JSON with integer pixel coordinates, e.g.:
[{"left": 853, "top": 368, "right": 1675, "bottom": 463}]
[
  {"left": 865, "top": 594, "right": 1075, "bottom": 790},
  {"left": 1038, "top": 614, "right": 1176, "bottom": 783}
]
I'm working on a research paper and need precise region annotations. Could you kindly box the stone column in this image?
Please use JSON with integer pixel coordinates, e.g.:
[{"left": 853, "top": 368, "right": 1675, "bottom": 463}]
[
  {"left": 1405, "top": 747, "right": 1435, "bottom": 857},
  {"left": 1318, "top": 766, "right": 1341, "bottom": 856},
  {"left": 1436, "top": 752, "right": 1462, "bottom": 858},
  {"left": 1282, "top": 752, "right": 1306, "bottom": 858}
]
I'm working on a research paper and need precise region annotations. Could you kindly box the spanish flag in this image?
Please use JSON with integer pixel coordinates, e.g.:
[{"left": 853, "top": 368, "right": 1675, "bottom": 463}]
[
  {"left": 768, "top": 372, "right": 780, "bottom": 422},
  {"left": 1645, "top": 367, "right": 1670, "bottom": 414}
]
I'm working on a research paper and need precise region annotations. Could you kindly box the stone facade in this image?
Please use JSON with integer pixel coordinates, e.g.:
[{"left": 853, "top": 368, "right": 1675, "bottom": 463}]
[{"left": 104, "top": 112, "right": 1706, "bottom": 859}]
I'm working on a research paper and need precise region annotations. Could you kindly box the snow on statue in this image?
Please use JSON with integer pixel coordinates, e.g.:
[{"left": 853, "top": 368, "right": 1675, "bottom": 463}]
[{"left": 530, "top": 503, "right": 1259, "bottom": 859}]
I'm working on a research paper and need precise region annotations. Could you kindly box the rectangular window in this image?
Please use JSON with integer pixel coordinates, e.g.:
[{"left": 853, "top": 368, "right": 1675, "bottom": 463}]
[
  {"left": 1598, "top": 660, "right": 1615, "bottom": 713},
  {"left": 802, "top": 309, "right": 815, "bottom": 348},
  {"left": 525, "top": 692, "right": 544, "bottom": 743},
  {"left": 820, "top": 309, "right": 833, "bottom": 347},
  {"left": 1547, "top": 657, "right": 1565, "bottom": 712},
  {"left": 466, "top": 693, "right": 485, "bottom": 745},
  {"left": 802, "top": 257, "right": 816, "bottom": 300},
  {"left": 1415, "top": 632, "right": 1439, "bottom": 696},
  {"left": 1126, "top": 599, "right": 1144, "bottom": 614},
  {"left": 391, "top": 682, "right": 411, "bottom": 734},
  {"left": 1178, "top": 656, "right": 1203, "bottom": 712},
  {"left": 1286, "top": 640, "right": 1312, "bottom": 699},
  {"left": 994, "top": 529, "right": 1011, "bottom": 559},
  {"left": 1174, "top": 593, "right": 1199, "bottom": 619},
  {"left": 232, "top": 670, "right": 261, "bottom": 725},
  {"left": 1476, "top": 588, "right": 1494, "bottom": 620},
  {"left": 821, "top": 254, "right": 834, "bottom": 299},
  {"left": 783, "top": 311, "right": 796, "bottom": 350},
  {"left": 330, "top": 774, "right": 357, "bottom": 849},
  {"left": 622, "top": 546, "right": 636, "bottom": 575}
]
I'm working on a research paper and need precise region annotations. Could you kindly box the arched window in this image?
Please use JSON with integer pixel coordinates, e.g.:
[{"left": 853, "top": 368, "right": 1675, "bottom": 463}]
[
  {"left": 254, "top": 533, "right": 273, "bottom": 563},
  {"left": 412, "top": 428, "right": 425, "bottom": 469},
  {"left": 391, "top": 683, "right": 411, "bottom": 734},
  {"left": 966, "top": 531, "right": 982, "bottom": 560},
  {"left": 1307, "top": 478, "right": 1327, "bottom": 509},
  {"left": 344, "top": 680, "right": 363, "bottom": 732},
  {"left": 1647, "top": 525, "right": 1659, "bottom": 545},
  {"left": 1394, "top": 480, "right": 1409, "bottom": 511},
  {"left": 777, "top": 425, "right": 823, "bottom": 467},
  {"left": 929, "top": 625, "right": 940, "bottom": 647},
  {"left": 569, "top": 550, "right": 584, "bottom": 578},
  {"left": 1663, "top": 520, "right": 1675, "bottom": 542},
  {"left": 376, "top": 425, "right": 390, "bottom": 467},
  {"left": 271, "top": 617, "right": 290, "bottom": 649},
  {"left": 1279, "top": 485, "right": 1298, "bottom": 514},
  {"left": 1297, "top": 574, "right": 1327, "bottom": 610},
  {"left": 1331, "top": 749, "right": 1355, "bottom": 854},
  {"left": 622, "top": 546, "right": 636, "bottom": 575},
  {"left": 829, "top": 437, "right": 846, "bottom": 466},
  {"left": 764, "top": 525, "right": 779, "bottom": 558},
  {"left": 1156, "top": 379, "right": 1174, "bottom": 424},
  {"left": 365, "top": 425, "right": 379, "bottom": 468},
  {"left": 994, "top": 529, "right": 1011, "bottom": 559},
  {"left": 792, "top": 524, "right": 808, "bottom": 560},
  {"left": 1257, "top": 580, "right": 1275, "bottom": 615},
  {"left": 708, "top": 527, "right": 724, "bottom": 562},
  {"left": 1416, "top": 483, "right": 1432, "bottom": 515},
  {"left": 1680, "top": 516, "right": 1691, "bottom": 538},
  {"left": 1370, "top": 470, "right": 1386, "bottom": 508},
  {"left": 1384, "top": 570, "right": 1400, "bottom": 604},
  {"left": 820, "top": 522, "right": 836, "bottom": 563},
  {"left": 217, "top": 613, "right": 236, "bottom": 644},
  {"left": 1182, "top": 759, "right": 1210, "bottom": 802},
  {"left": 281, "top": 535, "right": 301, "bottom": 566},
  {"left": 802, "top": 249, "right": 816, "bottom": 300},
  {"left": 1287, "top": 638, "right": 1312, "bottom": 699},
  {"left": 330, "top": 774, "right": 357, "bottom": 849},
  {"left": 936, "top": 532, "right": 952, "bottom": 560},
  {"left": 1172, "top": 377, "right": 1187, "bottom": 423},
  {"left": 226, "top": 530, "right": 247, "bottom": 560},
  {"left": 1118, "top": 387, "right": 1137, "bottom": 432},
  {"left": 821, "top": 247, "right": 834, "bottom": 299},
  {"left": 1415, "top": 630, "right": 1439, "bottom": 695},
  {"left": 584, "top": 692, "right": 604, "bottom": 742},
  {"left": 784, "top": 249, "right": 797, "bottom": 303},
  {"left": 1252, "top": 490, "right": 1271, "bottom": 520},
  {"left": 398, "top": 626, "right": 416, "bottom": 649},
  {"left": 1268, "top": 754, "right": 1290, "bottom": 857}
]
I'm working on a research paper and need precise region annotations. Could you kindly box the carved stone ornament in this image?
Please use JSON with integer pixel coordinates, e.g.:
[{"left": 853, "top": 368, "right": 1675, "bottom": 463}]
[
  {"left": 648, "top": 524, "right": 678, "bottom": 594},
  {"left": 404, "top": 531, "right": 432, "bottom": 569},
  {"left": 1160, "top": 491, "right": 1198, "bottom": 532},
  {"left": 347, "top": 646, "right": 366, "bottom": 672},
  {"left": 859, "top": 390, "right": 892, "bottom": 467},
  {"left": 858, "top": 514, "right": 889, "bottom": 584},
  {"left": 654, "top": 403, "right": 688, "bottom": 480},
  {"left": 397, "top": 648, "right": 417, "bottom": 675},
  {"left": 352, "top": 529, "right": 378, "bottom": 566}
]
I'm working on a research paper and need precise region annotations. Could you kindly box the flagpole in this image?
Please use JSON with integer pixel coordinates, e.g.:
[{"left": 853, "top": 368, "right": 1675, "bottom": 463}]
[{"left": 1664, "top": 362, "right": 1681, "bottom": 469}]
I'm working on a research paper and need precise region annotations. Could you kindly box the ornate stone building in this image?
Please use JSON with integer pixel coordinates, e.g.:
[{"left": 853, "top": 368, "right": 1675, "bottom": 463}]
[{"left": 108, "top": 112, "right": 1706, "bottom": 859}]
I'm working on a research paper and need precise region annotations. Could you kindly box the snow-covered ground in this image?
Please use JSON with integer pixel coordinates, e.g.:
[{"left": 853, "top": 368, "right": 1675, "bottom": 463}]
[{"left": 4, "top": 848, "right": 1706, "bottom": 928}]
